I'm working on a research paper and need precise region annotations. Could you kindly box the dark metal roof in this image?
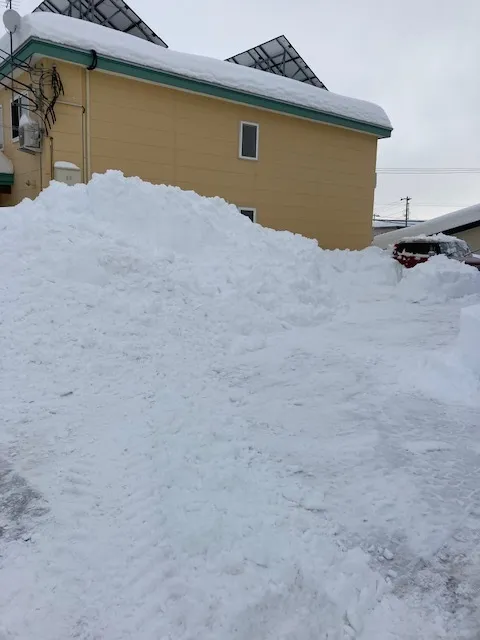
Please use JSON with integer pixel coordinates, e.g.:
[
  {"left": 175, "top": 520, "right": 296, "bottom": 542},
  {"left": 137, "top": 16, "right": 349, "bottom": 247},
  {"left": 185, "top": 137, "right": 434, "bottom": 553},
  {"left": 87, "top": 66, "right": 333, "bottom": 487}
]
[
  {"left": 226, "top": 35, "right": 327, "bottom": 89},
  {"left": 34, "top": 0, "right": 168, "bottom": 47}
]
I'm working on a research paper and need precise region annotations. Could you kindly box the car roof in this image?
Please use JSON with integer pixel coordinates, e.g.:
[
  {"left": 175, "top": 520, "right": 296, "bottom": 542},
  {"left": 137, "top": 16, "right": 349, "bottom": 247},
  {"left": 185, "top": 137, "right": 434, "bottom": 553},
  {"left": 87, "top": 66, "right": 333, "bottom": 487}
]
[
  {"left": 396, "top": 236, "right": 460, "bottom": 244},
  {"left": 397, "top": 238, "right": 439, "bottom": 244}
]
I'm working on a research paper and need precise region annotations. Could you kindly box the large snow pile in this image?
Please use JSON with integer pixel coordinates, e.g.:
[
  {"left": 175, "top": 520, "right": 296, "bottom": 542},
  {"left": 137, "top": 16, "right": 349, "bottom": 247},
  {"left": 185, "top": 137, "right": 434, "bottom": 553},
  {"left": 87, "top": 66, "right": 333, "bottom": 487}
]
[
  {"left": 1, "top": 171, "right": 403, "bottom": 340},
  {"left": 1, "top": 172, "right": 480, "bottom": 640}
]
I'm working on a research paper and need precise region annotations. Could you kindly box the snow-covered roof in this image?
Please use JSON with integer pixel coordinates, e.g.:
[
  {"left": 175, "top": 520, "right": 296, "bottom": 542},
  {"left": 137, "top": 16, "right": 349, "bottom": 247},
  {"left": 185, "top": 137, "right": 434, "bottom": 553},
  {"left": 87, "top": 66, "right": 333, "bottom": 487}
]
[
  {"left": 372, "top": 219, "right": 422, "bottom": 229},
  {"left": 54, "top": 161, "right": 80, "bottom": 170},
  {"left": 395, "top": 233, "right": 468, "bottom": 245},
  {"left": 0, "top": 150, "right": 14, "bottom": 174},
  {"left": 0, "top": 13, "right": 391, "bottom": 134},
  {"left": 373, "top": 203, "right": 480, "bottom": 249}
]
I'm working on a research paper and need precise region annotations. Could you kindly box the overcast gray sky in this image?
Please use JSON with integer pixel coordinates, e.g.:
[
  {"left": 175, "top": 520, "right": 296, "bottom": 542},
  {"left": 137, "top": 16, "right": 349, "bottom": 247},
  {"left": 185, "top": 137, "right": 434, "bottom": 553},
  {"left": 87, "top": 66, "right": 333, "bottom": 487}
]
[{"left": 19, "top": 0, "right": 480, "bottom": 221}]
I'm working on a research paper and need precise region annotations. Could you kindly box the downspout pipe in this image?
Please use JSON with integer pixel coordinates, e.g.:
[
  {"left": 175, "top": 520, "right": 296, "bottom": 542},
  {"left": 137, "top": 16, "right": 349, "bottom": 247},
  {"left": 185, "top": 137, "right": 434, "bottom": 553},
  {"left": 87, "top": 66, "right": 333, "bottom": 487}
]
[{"left": 85, "top": 50, "right": 97, "bottom": 182}]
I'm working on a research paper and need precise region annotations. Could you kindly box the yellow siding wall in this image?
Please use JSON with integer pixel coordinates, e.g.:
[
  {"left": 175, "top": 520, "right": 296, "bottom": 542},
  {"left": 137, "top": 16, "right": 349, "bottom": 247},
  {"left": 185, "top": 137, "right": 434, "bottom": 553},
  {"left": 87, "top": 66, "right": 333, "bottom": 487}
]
[
  {"left": 89, "top": 71, "right": 378, "bottom": 250},
  {"left": 456, "top": 227, "right": 480, "bottom": 252},
  {"left": 0, "top": 59, "right": 379, "bottom": 250},
  {"left": 0, "top": 60, "right": 84, "bottom": 205}
]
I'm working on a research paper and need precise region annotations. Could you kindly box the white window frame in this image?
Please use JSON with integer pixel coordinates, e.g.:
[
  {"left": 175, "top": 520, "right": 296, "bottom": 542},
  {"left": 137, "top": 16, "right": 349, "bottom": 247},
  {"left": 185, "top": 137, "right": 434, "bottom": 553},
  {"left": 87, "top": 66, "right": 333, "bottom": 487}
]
[
  {"left": 238, "top": 207, "right": 257, "bottom": 223},
  {"left": 0, "top": 105, "right": 4, "bottom": 150},
  {"left": 239, "top": 121, "right": 259, "bottom": 160},
  {"left": 10, "top": 93, "right": 28, "bottom": 143}
]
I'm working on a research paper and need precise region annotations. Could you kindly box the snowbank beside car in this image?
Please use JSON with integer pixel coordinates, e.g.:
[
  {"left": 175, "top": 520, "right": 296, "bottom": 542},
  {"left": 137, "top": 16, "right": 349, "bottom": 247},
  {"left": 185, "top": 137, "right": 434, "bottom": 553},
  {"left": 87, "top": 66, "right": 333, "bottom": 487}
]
[
  {"left": 458, "top": 304, "right": 480, "bottom": 377},
  {"left": 398, "top": 255, "right": 480, "bottom": 303}
]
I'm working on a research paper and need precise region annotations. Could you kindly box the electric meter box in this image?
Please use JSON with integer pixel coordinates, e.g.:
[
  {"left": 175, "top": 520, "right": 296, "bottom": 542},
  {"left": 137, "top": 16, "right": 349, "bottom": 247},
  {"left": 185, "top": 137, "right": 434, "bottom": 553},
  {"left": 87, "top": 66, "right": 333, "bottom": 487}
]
[{"left": 54, "top": 162, "right": 82, "bottom": 186}]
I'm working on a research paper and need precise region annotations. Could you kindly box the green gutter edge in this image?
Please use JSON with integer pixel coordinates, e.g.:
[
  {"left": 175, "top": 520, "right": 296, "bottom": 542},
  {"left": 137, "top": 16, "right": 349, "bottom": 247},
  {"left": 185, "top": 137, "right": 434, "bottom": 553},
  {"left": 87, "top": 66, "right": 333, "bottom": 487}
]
[
  {"left": 0, "top": 172, "right": 14, "bottom": 186},
  {"left": 3, "top": 38, "right": 392, "bottom": 139}
]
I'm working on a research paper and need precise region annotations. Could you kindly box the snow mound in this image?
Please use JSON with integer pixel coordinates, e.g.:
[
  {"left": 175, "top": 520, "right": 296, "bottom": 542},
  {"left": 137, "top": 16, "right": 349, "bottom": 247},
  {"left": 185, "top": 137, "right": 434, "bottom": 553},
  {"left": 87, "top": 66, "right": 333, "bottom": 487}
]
[
  {"left": 408, "top": 302, "right": 480, "bottom": 406},
  {"left": 458, "top": 304, "right": 480, "bottom": 378},
  {"left": 3, "top": 171, "right": 402, "bottom": 338},
  {"left": 7, "top": 171, "right": 475, "bottom": 324},
  {"left": 398, "top": 255, "right": 480, "bottom": 303},
  {"left": 1, "top": 172, "right": 478, "bottom": 638}
]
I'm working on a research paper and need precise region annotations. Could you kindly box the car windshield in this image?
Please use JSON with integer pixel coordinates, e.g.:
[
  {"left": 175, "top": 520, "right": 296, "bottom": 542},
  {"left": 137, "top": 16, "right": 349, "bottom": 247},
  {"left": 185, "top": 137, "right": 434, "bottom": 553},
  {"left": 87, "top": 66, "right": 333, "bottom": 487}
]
[
  {"left": 438, "top": 241, "right": 470, "bottom": 260},
  {"left": 397, "top": 242, "right": 439, "bottom": 256}
]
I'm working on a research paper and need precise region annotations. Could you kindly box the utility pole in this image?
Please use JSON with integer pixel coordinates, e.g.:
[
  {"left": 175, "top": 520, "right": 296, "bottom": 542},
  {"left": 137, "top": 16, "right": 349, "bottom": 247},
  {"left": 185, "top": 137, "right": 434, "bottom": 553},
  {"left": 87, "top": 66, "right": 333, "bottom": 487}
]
[{"left": 401, "top": 196, "right": 411, "bottom": 227}]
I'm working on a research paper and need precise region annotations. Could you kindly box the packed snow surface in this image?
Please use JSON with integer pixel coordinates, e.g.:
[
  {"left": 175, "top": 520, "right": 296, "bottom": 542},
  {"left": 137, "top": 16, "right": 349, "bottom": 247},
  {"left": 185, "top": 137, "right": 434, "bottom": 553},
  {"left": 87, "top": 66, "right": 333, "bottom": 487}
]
[
  {"left": 1, "top": 172, "right": 480, "bottom": 640},
  {"left": 1, "top": 12, "right": 391, "bottom": 131}
]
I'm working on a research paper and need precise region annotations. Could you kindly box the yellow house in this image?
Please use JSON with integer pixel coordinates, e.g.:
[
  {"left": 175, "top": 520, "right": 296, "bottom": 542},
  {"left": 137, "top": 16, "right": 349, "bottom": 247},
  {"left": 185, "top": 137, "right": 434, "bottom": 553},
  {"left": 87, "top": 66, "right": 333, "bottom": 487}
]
[{"left": 0, "top": 11, "right": 392, "bottom": 250}]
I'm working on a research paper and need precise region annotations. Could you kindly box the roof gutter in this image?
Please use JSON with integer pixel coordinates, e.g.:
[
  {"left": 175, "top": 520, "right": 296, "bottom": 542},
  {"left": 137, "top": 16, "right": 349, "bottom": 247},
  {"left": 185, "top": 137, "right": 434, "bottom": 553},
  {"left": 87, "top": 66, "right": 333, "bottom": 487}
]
[{"left": 0, "top": 172, "right": 14, "bottom": 186}]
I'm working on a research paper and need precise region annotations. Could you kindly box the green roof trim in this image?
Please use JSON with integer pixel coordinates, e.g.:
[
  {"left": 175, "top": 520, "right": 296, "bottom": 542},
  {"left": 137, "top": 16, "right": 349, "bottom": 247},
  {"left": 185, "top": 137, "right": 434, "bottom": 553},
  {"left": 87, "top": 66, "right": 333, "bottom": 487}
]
[
  {"left": 3, "top": 38, "right": 392, "bottom": 138},
  {"left": 0, "top": 172, "right": 14, "bottom": 186}
]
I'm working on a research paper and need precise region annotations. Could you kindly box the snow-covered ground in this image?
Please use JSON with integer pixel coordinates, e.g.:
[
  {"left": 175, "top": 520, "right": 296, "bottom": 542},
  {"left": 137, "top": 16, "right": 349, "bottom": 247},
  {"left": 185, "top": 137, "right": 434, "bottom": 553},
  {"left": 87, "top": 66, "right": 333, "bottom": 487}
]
[{"left": 1, "top": 172, "right": 480, "bottom": 639}]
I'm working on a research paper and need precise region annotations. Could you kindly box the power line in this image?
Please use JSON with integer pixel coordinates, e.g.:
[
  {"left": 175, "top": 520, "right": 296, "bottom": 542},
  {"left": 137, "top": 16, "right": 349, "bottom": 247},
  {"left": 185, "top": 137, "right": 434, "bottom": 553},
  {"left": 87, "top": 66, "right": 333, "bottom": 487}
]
[
  {"left": 375, "top": 203, "right": 473, "bottom": 208},
  {"left": 373, "top": 206, "right": 404, "bottom": 217},
  {"left": 377, "top": 168, "right": 480, "bottom": 174},
  {"left": 410, "top": 203, "right": 474, "bottom": 207},
  {"left": 374, "top": 205, "right": 405, "bottom": 214},
  {"left": 379, "top": 210, "right": 409, "bottom": 220},
  {"left": 374, "top": 200, "right": 403, "bottom": 209}
]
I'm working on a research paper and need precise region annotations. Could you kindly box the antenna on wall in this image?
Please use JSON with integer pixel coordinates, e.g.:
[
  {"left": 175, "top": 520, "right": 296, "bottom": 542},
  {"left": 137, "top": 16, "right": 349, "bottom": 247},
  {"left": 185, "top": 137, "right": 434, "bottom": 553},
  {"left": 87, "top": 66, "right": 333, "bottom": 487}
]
[
  {"left": 3, "top": 1, "right": 21, "bottom": 110},
  {"left": 0, "top": 0, "right": 63, "bottom": 138}
]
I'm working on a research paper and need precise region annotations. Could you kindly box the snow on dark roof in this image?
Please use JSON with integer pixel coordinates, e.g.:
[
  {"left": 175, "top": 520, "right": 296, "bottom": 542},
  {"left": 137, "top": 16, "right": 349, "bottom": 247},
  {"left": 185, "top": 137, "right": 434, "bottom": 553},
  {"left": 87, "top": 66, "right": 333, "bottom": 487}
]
[{"left": 373, "top": 219, "right": 423, "bottom": 229}]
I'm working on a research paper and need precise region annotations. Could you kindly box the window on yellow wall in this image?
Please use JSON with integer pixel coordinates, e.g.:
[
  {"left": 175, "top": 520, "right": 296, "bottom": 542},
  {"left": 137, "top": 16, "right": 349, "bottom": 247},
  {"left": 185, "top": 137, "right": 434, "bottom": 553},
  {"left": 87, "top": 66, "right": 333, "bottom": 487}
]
[
  {"left": 238, "top": 207, "right": 256, "bottom": 222},
  {"left": 0, "top": 105, "right": 3, "bottom": 150},
  {"left": 239, "top": 122, "right": 259, "bottom": 160},
  {"left": 11, "top": 95, "right": 26, "bottom": 141}
]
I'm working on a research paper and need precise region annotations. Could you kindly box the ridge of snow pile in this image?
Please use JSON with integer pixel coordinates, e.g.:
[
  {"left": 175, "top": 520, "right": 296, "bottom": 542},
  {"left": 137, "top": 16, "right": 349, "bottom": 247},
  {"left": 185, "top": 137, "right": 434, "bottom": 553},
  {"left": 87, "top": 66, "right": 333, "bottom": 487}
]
[
  {"left": 3, "top": 12, "right": 391, "bottom": 130},
  {"left": 3, "top": 172, "right": 330, "bottom": 334},
  {"left": 398, "top": 255, "right": 480, "bottom": 303},
  {"left": 3, "top": 170, "right": 476, "bottom": 334},
  {"left": 4, "top": 171, "right": 403, "bottom": 337}
]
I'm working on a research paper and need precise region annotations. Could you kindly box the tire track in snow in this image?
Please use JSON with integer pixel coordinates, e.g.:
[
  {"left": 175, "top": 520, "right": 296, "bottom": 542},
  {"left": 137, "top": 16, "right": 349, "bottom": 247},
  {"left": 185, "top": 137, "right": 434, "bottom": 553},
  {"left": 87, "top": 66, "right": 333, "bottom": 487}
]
[
  {"left": 57, "top": 394, "right": 177, "bottom": 639},
  {"left": 109, "top": 436, "right": 171, "bottom": 638}
]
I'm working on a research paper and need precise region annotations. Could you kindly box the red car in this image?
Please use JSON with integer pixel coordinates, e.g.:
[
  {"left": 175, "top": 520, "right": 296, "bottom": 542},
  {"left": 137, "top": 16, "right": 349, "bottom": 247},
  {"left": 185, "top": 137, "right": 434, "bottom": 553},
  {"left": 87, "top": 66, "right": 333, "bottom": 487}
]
[{"left": 392, "top": 236, "right": 480, "bottom": 270}]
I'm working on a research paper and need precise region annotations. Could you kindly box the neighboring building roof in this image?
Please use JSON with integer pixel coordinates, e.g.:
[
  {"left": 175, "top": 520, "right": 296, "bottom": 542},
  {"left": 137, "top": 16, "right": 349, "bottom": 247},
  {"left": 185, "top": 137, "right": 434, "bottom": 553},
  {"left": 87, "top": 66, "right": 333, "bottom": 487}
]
[
  {"left": 226, "top": 35, "right": 327, "bottom": 89},
  {"left": 0, "top": 13, "right": 391, "bottom": 137},
  {"left": 373, "top": 204, "right": 480, "bottom": 248},
  {"left": 33, "top": 0, "right": 168, "bottom": 47},
  {"left": 372, "top": 219, "right": 423, "bottom": 229}
]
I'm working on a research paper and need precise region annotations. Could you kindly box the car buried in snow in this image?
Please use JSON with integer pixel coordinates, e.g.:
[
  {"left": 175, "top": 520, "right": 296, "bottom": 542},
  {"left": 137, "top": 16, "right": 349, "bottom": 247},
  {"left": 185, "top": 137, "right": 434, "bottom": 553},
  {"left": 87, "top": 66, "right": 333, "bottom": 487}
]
[{"left": 392, "top": 235, "right": 480, "bottom": 270}]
